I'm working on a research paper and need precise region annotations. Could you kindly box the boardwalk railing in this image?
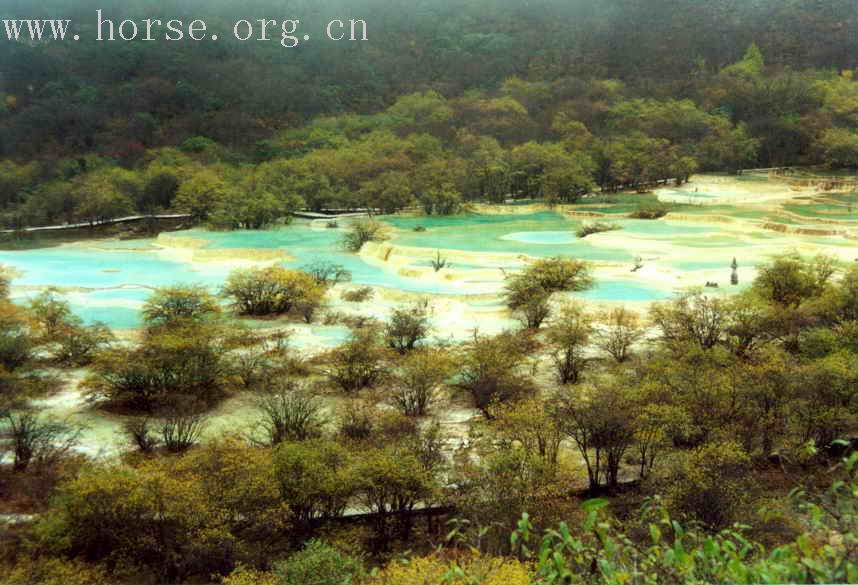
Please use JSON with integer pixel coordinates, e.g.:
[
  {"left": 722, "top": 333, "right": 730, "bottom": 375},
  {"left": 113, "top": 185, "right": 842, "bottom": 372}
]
[
  {"left": 0, "top": 213, "right": 193, "bottom": 235},
  {"left": 737, "top": 166, "right": 795, "bottom": 175}
]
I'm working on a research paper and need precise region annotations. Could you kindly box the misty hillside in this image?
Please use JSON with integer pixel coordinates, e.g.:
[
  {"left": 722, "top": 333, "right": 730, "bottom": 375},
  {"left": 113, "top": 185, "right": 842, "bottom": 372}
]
[{"left": 0, "top": 0, "right": 856, "bottom": 160}]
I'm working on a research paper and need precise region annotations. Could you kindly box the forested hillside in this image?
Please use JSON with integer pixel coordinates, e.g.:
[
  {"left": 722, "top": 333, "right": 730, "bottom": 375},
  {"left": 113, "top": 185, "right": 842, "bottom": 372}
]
[{"left": 1, "top": 0, "right": 858, "bottom": 229}]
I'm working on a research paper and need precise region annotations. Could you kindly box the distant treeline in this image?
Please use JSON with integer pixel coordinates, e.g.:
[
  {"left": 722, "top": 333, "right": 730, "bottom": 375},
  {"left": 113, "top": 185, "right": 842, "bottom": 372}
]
[{"left": 0, "top": 0, "right": 857, "bottom": 228}]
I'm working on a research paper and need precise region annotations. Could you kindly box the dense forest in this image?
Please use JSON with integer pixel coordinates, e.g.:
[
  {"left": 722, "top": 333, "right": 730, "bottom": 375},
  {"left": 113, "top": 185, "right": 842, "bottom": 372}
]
[
  {"left": 1, "top": 0, "right": 858, "bottom": 228},
  {"left": 0, "top": 1, "right": 857, "bottom": 584},
  {"left": 0, "top": 240, "right": 856, "bottom": 584}
]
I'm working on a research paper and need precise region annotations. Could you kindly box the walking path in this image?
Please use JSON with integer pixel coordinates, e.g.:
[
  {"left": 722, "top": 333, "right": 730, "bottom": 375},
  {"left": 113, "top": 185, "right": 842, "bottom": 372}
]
[{"left": 0, "top": 213, "right": 193, "bottom": 234}]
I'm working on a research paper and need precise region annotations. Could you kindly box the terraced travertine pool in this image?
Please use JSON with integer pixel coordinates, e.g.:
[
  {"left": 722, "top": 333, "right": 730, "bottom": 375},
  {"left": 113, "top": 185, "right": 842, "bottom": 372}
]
[
  {"left": 4, "top": 172, "right": 858, "bottom": 457},
  {"left": 0, "top": 213, "right": 743, "bottom": 328},
  {"left": 1, "top": 174, "right": 857, "bottom": 334},
  {"left": 0, "top": 214, "right": 637, "bottom": 326}
]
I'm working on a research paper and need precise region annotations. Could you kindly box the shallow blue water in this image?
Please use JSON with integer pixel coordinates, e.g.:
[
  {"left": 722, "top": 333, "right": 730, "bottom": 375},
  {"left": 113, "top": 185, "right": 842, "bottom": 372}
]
[
  {"left": 388, "top": 213, "right": 722, "bottom": 259},
  {"left": 0, "top": 214, "right": 683, "bottom": 328},
  {"left": 0, "top": 247, "right": 229, "bottom": 289},
  {"left": 674, "top": 259, "right": 737, "bottom": 271},
  {"left": 502, "top": 231, "right": 578, "bottom": 245},
  {"left": 0, "top": 246, "right": 233, "bottom": 329},
  {"left": 574, "top": 280, "right": 672, "bottom": 302},
  {"left": 0, "top": 222, "right": 470, "bottom": 329},
  {"left": 182, "top": 224, "right": 476, "bottom": 295},
  {"left": 387, "top": 213, "right": 634, "bottom": 261},
  {"left": 617, "top": 219, "right": 713, "bottom": 236},
  {"left": 72, "top": 303, "right": 143, "bottom": 329}
]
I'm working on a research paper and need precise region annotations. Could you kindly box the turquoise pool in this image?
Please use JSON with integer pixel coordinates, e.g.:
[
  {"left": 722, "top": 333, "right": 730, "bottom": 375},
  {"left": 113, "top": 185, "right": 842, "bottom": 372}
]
[
  {"left": 386, "top": 212, "right": 632, "bottom": 261},
  {"left": 574, "top": 280, "right": 672, "bottom": 302},
  {"left": 0, "top": 213, "right": 755, "bottom": 329}
]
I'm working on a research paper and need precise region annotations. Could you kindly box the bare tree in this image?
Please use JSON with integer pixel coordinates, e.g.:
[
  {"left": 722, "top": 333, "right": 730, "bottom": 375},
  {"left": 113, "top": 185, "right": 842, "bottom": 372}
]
[
  {"left": 595, "top": 307, "right": 644, "bottom": 363},
  {"left": 231, "top": 331, "right": 291, "bottom": 389},
  {"left": 122, "top": 417, "right": 159, "bottom": 453},
  {"left": 1, "top": 411, "right": 81, "bottom": 471},
  {"left": 159, "top": 408, "right": 207, "bottom": 453},
  {"left": 385, "top": 300, "right": 431, "bottom": 353},
  {"left": 300, "top": 261, "right": 352, "bottom": 286},
  {"left": 650, "top": 290, "right": 727, "bottom": 350},
  {"left": 546, "top": 303, "right": 594, "bottom": 384},
  {"left": 389, "top": 348, "right": 453, "bottom": 416},
  {"left": 337, "top": 400, "right": 374, "bottom": 441},
  {"left": 253, "top": 380, "right": 326, "bottom": 445},
  {"left": 557, "top": 382, "right": 636, "bottom": 490}
]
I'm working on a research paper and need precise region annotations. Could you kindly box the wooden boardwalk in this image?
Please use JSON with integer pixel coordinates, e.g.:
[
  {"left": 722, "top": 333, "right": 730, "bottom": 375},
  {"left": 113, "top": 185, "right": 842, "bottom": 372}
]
[
  {"left": 0, "top": 213, "right": 193, "bottom": 235},
  {"left": 291, "top": 210, "right": 370, "bottom": 219},
  {"left": 0, "top": 209, "right": 373, "bottom": 235}
]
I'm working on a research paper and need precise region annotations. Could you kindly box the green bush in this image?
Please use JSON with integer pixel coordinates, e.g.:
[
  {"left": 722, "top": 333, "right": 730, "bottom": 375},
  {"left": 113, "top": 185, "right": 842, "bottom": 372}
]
[
  {"left": 503, "top": 257, "right": 593, "bottom": 329},
  {"left": 575, "top": 221, "right": 619, "bottom": 238},
  {"left": 509, "top": 452, "right": 857, "bottom": 584},
  {"left": 180, "top": 136, "right": 217, "bottom": 153},
  {"left": 28, "top": 290, "right": 112, "bottom": 366},
  {"left": 385, "top": 301, "right": 431, "bottom": 353},
  {"left": 323, "top": 328, "right": 389, "bottom": 392},
  {"left": 455, "top": 331, "right": 537, "bottom": 417},
  {"left": 273, "top": 441, "right": 355, "bottom": 524},
  {"left": 142, "top": 284, "right": 221, "bottom": 326},
  {"left": 629, "top": 201, "right": 670, "bottom": 219},
  {"left": 272, "top": 540, "right": 364, "bottom": 585},
  {"left": 341, "top": 219, "right": 388, "bottom": 252},
  {"left": 82, "top": 321, "right": 234, "bottom": 411},
  {"left": 341, "top": 286, "right": 374, "bottom": 303},
  {"left": 0, "top": 302, "right": 32, "bottom": 371},
  {"left": 222, "top": 266, "right": 326, "bottom": 320},
  {"left": 666, "top": 440, "right": 752, "bottom": 528}
]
